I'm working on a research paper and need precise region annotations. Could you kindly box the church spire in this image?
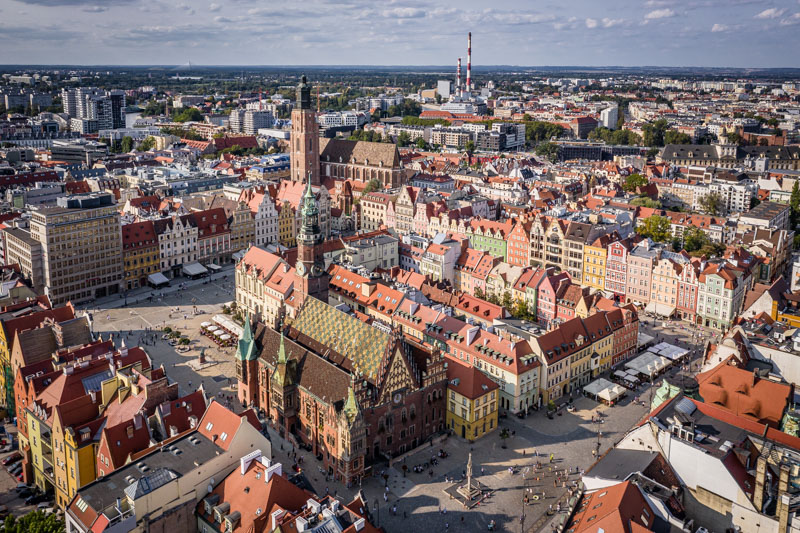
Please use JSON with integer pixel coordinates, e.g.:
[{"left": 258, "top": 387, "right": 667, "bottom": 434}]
[
  {"left": 277, "top": 332, "right": 287, "bottom": 365},
  {"left": 343, "top": 383, "right": 360, "bottom": 423}
]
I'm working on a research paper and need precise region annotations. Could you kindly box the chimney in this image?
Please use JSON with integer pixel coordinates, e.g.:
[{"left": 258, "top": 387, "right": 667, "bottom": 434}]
[
  {"left": 753, "top": 453, "right": 768, "bottom": 512},
  {"left": 466, "top": 32, "right": 472, "bottom": 92},
  {"left": 753, "top": 368, "right": 759, "bottom": 387},
  {"left": 126, "top": 425, "right": 134, "bottom": 439},
  {"left": 778, "top": 463, "right": 791, "bottom": 532},
  {"left": 456, "top": 57, "right": 462, "bottom": 95}
]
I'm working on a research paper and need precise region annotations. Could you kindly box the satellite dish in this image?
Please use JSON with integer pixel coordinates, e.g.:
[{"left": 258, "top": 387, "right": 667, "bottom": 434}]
[{"left": 207, "top": 484, "right": 213, "bottom": 494}]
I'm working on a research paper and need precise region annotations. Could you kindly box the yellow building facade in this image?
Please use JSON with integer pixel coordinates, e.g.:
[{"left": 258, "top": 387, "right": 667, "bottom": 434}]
[
  {"left": 445, "top": 362, "right": 499, "bottom": 441},
  {"left": 582, "top": 243, "right": 607, "bottom": 291}
]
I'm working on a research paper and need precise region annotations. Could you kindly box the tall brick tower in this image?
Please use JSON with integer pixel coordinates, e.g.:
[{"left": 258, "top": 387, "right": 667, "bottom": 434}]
[
  {"left": 294, "top": 174, "right": 329, "bottom": 308},
  {"left": 290, "top": 75, "right": 320, "bottom": 186}
]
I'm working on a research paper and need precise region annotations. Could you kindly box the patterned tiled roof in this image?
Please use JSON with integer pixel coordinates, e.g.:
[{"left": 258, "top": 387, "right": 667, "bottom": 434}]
[{"left": 292, "top": 297, "right": 390, "bottom": 382}]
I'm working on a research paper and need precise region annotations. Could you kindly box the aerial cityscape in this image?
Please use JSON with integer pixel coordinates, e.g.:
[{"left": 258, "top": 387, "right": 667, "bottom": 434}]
[{"left": 0, "top": 2, "right": 800, "bottom": 533}]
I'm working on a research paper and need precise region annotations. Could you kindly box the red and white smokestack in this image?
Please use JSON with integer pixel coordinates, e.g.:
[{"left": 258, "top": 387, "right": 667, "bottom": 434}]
[
  {"left": 467, "top": 32, "right": 472, "bottom": 92},
  {"left": 457, "top": 57, "right": 462, "bottom": 95}
]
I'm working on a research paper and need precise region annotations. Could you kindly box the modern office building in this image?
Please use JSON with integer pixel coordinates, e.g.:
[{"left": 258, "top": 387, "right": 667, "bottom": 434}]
[{"left": 29, "top": 193, "right": 123, "bottom": 305}]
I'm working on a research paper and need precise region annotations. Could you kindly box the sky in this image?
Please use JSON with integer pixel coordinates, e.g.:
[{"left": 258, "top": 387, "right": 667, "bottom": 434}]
[{"left": 1, "top": 0, "right": 799, "bottom": 67}]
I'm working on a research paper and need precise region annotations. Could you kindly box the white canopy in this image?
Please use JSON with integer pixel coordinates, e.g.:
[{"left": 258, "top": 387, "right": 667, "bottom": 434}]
[
  {"left": 147, "top": 272, "right": 170, "bottom": 286},
  {"left": 637, "top": 333, "right": 655, "bottom": 348},
  {"left": 213, "top": 314, "right": 243, "bottom": 338},
  {"left": 213, "top": 329, "right": 224, "bottom": 337},
  {"left": 625, "top": 352, "right": 671, "bottom": 378},
  {"left": 644, "top": 302, "right": 676, "bottom": 317},
  {"left": 598, "top": 384, "right": 627, "bottom": 403},
  {"left": 200, "top": 322, "right": 211, "bottom": 328},
  {"left": 220, "top": 334, "right": 231, "bottom": 340},
  {"left": 206, "top": 325, "right": 218, "bottom": 332},
  {"left": 182, "top": 262, "right": 208, "bottom": 277},
  {"left": 584, "top": 378, "right": 627, "bottom": 403},
  {"left": 647, "top": 342, "right": 690, "bottom": 361}
]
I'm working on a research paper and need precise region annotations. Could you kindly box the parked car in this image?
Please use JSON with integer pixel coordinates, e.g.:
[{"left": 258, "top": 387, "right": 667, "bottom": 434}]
[
  {"left": 15, "top": 482, "right": 30, "bottom": 492},
  {"left": 25, "top": 493, "right": 47, "bottom": 505},
  {"left": 2, "top": 452, "right": 21, "bottom": 466},
  {"left": 17, "top": 488, "right": 34, "bottom": 499},
  {"left": 36, "top": 503, "right": 50, "bottom": 511},
  {"left": 8, "top": 463, "right": 22, "bottom": 475},
  {"left": 14, "top": 472, "right": 23, "bottom": 482}
]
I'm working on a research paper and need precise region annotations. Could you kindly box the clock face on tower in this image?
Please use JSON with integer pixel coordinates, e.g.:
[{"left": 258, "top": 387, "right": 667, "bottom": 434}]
[
  {"left": 311, "top": 264, "right": 323, "bottom": 277},
  {"left": 296, "top": 262, "right": 307, "bottom": 276}
]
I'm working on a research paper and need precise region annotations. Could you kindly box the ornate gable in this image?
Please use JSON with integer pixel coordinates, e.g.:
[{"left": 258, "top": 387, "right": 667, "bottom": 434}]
[{"left": 378, "top": 343, "right": 414, "bottom": 405}]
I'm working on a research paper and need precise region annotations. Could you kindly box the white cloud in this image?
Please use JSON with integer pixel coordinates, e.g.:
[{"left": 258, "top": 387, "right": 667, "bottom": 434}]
[
  {"left": 585, "top": 18, "right": 598, "bottom": 28},
  {"left": 779, "top": 12, "right": 800, "bottom": 25},
  {"left": 82, "top": 5, "right": 106, "bottom": 12},
  {"left": 711, "top": 23, "right": 729, "bottom": 32},
  {"left": 382, "top": 7, "right": 425, "bottom": 19},
  {"left": 755, "top": 7, "right": 785, "bottom": 18},
  {"left": 601, "top": 17, "right": 625, "bottom": 28},
  {"left": 645, "top": 8, "right": 675, "bottom": 19},
  {"left": 208, "top": 3, "right": 220, "bottom": 12}
]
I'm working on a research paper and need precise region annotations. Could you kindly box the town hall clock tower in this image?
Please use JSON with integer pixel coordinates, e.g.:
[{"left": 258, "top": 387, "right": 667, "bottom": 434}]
[
  {"left": 294, "top": 173, "right": 329, "bottom": 307},
  {"left": 290, "top": 75, "right": 320, "bottom": 186}
]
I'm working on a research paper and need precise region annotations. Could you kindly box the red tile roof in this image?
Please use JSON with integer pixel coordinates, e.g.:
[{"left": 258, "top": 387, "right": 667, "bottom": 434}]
[
  {"left": 447, "top": 359, "right": 499, "bottom": 400},
  {"left": 121, "top": 220, "right": 157, "bottom": 250}
]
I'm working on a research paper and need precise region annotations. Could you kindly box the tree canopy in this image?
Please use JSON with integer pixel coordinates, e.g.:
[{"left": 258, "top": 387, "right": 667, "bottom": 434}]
[
  {"left": 1, "top": 510, "right": 65, "bottom": 533},
  {"left": 629, "top": 197, "right": 661, "bottom": 208},
  {"left": 588, "top": 126, "right": 642, "bottom": 146},
  {"left": 699, "top": 192, "right": 724, "bottom": 216},
  {"left": 173, "top": 107, "right": 203, "bottom": 123},
  {"left": 622, "top": 173, "right": 648, "bottom": 192},
  {"left": 138, "top": 136, "right": 156, "bottom": 151},
  {"left": 636, "top": 215, "right": 672, "bottom": 242},
  {"left": 363, "top": 178, "right": 382, "bottom": 194}
]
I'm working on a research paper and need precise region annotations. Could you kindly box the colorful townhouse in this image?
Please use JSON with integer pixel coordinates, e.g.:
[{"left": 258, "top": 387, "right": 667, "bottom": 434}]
[{"left": 446, "top": 360, "right": 500, "bottom": 441}]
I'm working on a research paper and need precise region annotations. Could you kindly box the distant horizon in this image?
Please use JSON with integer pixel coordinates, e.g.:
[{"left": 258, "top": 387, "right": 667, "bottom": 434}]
[
  {"left": 1, "top": 0, "right": 798, "bottom": 68},
  {"left": 2, "top": 64, "right": 800, "bottom": 72}
]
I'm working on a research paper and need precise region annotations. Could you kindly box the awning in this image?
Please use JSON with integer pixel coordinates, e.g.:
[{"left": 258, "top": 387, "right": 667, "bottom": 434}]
[
  {"left": 147, "top": 272, "right": 170, "bottom": 286},
  {"left": 637, "top": 333, "right": 655, "bottom": 347},
  {"left": 213, "top": 314, "right": 243, "bottom": 338},
  {"left": 207, "top": 264, "right": 222, "bottom": 272},
  {"left": 213, "top": 330, "right": 224, "bottom": 336},
  {"left": 220, "top": 334, "right": 231, "bottom": 340},
  {"left": 583, "top": 378, "right": 626, "bottom": 403},
  {"left": 182, "top": 262, "right": 208, "bottom": 277},
  {"left": 206, "top": 325, "right": 218, "bottom": 332},
  {"left": 648, "top": 342, "right": 690, "bottom": 361},
  {"left": 625, "top": 352, "right": 671, "bottom": 378},
  {"left": 200, "top": 322, "right": 211, "bottom": 328},
  {"left": 645, "top": 302, "right": 676, "bottom": 317}
]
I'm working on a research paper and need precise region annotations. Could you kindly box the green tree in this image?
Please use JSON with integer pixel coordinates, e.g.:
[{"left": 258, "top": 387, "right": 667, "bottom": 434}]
[
  {"left": 790, "top": 181, "right": 800, "bottom": 230},
  {"left": 664, "top": 130, "right": 692, "bottom": 145},
  {"left": 464, "top": 140, "right": 475, "bottom": 154},
  {"left": 623, "top": 173, "right": 648, "bottom": 192},
  {"left": 173, "top": 107, "right": 203, "bottom": 123},
  {"left": 642, "top": 118, "right": 669, "bottom": 147},
  {"left": 120, "top": 136, "right": 134, "bottom": 153},
  {"left": 138, "top": 136, "right": 156, "bottom": 151},
  {"left": 535, "top": 141, "right": 559, "bottom": 162},
  {"left": 364, "top": 178, "right": 381, "bottom": 194},
  {"left": 1, "top": 510, "right": 65, "bottom": 533},
  {"left": 682, "top": 227, "right": 709, "bottom": 253},
  {"left": 397, "top": 131, "right": 411, "bottom": 147},
  {"left": 725, "top": 131, "right": 744, "bottom": 145},
  {"left": 636, "top": 215, "right": 672, "bottom": 242},
  {"left": 699, "top": 192, "right": 723, "bottom": 215},
  {"left": 415, "top": 137, "right": 428, "bottom": 150},
  {"left": 630, "top": 197, "right": 661, "bottom": 208},
  {"left": 474, "top": 286, "right": 485, "bottom": 300}
]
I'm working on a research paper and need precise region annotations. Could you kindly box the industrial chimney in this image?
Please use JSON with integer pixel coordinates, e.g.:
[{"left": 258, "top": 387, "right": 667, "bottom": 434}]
[
  {"left": 456, "top": 57, "right": 462, "bottom": 96},
  {"left": 466, "top": 32, "right": 472, "bottom": 93}
]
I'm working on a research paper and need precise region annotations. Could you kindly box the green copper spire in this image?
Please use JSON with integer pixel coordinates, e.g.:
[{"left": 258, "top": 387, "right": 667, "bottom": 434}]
[
  {"left": 301, "top": 172, "right": 318, "bottom": 218},
  {"left": 236, "top": 312, "right": 257, "bottom": 361},
  {"left": 277, "top": 332, "right": 287, "bottom": 365},
  {"left": 343, "top": 385, "right": 359, "bottom": 423}
]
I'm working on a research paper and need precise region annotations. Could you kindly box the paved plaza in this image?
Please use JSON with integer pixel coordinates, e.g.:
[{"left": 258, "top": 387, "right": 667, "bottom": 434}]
[
  {"left": 84, "top": 275, "right": 713, "bottom": 532},
  {"left": 84, "top": 265, "right": 241, "bottom": 402}
]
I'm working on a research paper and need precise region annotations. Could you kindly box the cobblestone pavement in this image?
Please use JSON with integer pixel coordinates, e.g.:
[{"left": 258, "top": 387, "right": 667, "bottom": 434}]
[
  {"left": 86, "top": 281, "right": 714, "bottom": 532},
  {"left": 85, "top": 265, "right": 241, "bottom": 402}
]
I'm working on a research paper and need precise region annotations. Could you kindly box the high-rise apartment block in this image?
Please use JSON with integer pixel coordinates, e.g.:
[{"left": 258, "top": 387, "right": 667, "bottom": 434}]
[
  {"left": 600, "top": 104, "right": 619, "bottom": 129},
  {"left": 61, "top": 87, "right": 126, "bottom": 132},
  {"left": 29, "top": 193, "right": 123, "bottom": 305}
]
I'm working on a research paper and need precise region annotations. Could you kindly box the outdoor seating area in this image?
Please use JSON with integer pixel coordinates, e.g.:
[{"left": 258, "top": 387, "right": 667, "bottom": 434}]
[
  {"left": 612, "top": 369, "right": 641, "bottom": 389},
  {"left": 624, "top": 351, "right": 671, "bottom": 381},
  {"left": 583, "top": 378, "right": 627, "bottom": 405},
  {"left": 646, "top": 342, "right": 690, "bottom": 362},
  {"left": 200, "top": 320, "right": 236, "bottom": 348}
]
